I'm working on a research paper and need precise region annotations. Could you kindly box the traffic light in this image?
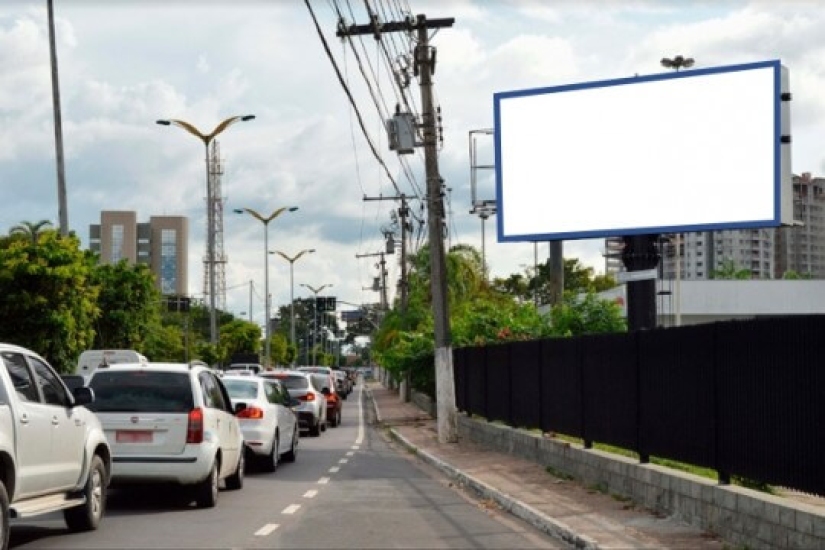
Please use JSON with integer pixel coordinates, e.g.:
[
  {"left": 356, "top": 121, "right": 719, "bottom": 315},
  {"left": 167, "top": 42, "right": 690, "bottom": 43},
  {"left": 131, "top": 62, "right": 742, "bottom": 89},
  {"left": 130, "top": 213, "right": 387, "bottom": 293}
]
[{"left": 317, "top": 296, "right": 337, "bottom": 312}]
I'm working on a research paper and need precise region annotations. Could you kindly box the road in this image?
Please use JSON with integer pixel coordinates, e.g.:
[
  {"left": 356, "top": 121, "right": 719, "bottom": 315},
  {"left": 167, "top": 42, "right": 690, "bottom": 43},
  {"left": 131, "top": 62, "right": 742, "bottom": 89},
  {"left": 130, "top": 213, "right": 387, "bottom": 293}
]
[{"left": 10, "top": 383, "right": 567, "bottom": 549}]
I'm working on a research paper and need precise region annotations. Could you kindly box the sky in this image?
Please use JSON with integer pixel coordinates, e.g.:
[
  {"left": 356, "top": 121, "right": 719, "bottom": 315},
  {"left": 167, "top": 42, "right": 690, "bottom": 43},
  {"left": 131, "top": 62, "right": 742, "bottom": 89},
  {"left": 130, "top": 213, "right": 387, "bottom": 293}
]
[{"left": 2, "top": 0, "right": 824, "bottom": 332}]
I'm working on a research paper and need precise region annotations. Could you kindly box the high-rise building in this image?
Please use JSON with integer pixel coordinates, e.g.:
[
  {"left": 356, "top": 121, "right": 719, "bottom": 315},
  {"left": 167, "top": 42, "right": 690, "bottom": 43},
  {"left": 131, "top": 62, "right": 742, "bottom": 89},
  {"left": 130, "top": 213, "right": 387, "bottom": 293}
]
[
  {"left": 89, "top": 211, "right": 189, "bottom": 296},
  {"left": 606, "top": 173, "right": 825, "bottom": 281}
]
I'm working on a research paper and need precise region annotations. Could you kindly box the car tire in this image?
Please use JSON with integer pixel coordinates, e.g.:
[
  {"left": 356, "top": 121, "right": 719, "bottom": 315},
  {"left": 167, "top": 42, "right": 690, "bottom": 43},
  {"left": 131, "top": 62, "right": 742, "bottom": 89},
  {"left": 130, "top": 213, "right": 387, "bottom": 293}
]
[
  {"left": 261, "top": 433, "right": 279, "bottom": 473},
  {"left": 282, "top": 427, "right": 298, "bottom": 463},
  {"left": 309, "top": 418, "right": 321, "bottom": 437},
  {"left": 64, "top": 454, "right": 106, "bottom": 532},
  {"left": 225, "top": 449, "right": 245, "bottom": 490},
  {"left": 330, "top": 410, "right": 340, "bottom": 428},
  {"left": 0, "top": 479, "right": 9, "bottom": 550},
  {"left": 195, "top": 460, "right": 219, "bottom": 508}
]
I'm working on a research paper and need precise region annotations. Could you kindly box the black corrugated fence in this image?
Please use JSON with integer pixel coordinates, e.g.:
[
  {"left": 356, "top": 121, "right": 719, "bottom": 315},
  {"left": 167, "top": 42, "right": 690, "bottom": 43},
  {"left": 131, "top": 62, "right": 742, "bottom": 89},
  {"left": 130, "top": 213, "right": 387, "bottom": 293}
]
[{"left": 453, "top": 315, "right": 825, "bottom": 497}]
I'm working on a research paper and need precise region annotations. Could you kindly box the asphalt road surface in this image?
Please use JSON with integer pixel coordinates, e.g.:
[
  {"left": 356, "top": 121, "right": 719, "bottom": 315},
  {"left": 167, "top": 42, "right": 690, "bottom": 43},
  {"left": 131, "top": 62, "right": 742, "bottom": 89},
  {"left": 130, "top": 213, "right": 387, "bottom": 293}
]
[{"left": 10, "top": 383, "right": 568, "bottom": 549}]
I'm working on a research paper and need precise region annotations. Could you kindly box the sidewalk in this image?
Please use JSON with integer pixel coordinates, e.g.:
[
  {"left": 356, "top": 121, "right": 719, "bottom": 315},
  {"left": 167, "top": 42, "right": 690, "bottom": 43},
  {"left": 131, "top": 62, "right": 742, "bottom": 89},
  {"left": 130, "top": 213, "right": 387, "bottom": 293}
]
[{"left": 365, "top": 381, "right": 726, "bottom": 550}]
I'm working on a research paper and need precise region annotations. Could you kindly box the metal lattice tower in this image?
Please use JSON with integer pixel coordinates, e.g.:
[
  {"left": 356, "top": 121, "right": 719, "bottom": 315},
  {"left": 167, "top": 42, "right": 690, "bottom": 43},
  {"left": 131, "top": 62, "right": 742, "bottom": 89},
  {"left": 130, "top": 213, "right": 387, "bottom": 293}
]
[{"left": 203, "top": 140, "right": 227, "bottom": 311}]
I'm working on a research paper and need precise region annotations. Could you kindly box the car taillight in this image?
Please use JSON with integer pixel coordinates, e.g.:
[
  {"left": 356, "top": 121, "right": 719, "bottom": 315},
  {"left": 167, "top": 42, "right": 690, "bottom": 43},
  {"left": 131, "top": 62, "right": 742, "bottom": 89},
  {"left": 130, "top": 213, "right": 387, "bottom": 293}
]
[
  {"left": 237, "top": 406, "right": 264, "bottom": 419},
  {"left": 299, "top": 393, "right": 315, "bottom": 402},
  {"left": 187, "top": 407, "right": 204, "bottom": 444}
]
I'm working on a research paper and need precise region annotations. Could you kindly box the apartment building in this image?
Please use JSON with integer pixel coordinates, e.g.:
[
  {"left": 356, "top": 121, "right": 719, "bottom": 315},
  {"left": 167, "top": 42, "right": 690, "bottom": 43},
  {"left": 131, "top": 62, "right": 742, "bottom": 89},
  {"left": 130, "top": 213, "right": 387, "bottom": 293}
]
[
  {"left": 89, "top": 211, "right": 189, "bottom": 296},
  {"left": 606, "top": 173, "right": 825, "bottom": 281}
]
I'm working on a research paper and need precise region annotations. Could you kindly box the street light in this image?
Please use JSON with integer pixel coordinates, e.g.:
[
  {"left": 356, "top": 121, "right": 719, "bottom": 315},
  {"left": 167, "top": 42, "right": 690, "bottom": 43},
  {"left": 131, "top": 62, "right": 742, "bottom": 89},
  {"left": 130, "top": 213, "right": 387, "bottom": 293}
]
[
  {"left": 300, "top": 283, "right": 333, "bottom": 365},
  {"left": 660, "top": 55, "right": 695, "bottom": 326},
  {"left": 235, "top": 206, "right": 299, "bottom": 367},
  {"left": 272, "top": 249, "right": 316, "bottom": 362},
  {"left": 156, "top": 114, "right": 255, "bottom": 345},
  {"left": 660, "top": 55, "right": 694, "bottom": 71}
]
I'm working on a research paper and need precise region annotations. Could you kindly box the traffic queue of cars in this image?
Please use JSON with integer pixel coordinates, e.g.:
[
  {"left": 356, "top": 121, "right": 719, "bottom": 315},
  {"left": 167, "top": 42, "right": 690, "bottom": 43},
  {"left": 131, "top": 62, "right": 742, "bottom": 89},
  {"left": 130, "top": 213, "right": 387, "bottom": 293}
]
[{"left": 0, "top": 342, "right": 356, "bottom": 549}]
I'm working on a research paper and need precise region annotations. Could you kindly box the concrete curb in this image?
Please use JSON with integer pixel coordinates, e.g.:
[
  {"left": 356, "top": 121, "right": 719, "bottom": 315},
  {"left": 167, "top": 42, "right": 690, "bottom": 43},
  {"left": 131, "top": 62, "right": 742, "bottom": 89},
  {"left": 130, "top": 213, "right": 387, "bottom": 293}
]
[{"left": 365, "top": 385, "right": 601, "bottom": 550}]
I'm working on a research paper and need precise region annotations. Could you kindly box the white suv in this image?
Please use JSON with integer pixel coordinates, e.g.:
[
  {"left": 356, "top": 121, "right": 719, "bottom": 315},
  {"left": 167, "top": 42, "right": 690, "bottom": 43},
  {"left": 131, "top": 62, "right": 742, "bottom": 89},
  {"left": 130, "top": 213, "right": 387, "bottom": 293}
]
[
  {"left": 0, "top": 343, "right": 112, "bottom": 548},
  {"left": 86, "top": 362, "right": 245, "bottom": 508}
]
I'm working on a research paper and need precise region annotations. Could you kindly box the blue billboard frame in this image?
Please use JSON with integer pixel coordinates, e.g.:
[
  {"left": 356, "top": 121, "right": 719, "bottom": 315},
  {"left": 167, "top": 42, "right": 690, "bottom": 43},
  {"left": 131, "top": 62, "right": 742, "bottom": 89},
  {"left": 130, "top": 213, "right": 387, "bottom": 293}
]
[{"left": 494, "top": 59, "right": 785, "bottom": 243}]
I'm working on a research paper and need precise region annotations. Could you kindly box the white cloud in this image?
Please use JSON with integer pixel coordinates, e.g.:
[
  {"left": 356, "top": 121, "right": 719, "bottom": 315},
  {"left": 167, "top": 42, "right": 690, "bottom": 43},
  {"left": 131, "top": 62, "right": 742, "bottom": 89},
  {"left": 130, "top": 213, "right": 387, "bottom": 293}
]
[{"left": 2, "top": 0, "right": 824, "bottom": 327}]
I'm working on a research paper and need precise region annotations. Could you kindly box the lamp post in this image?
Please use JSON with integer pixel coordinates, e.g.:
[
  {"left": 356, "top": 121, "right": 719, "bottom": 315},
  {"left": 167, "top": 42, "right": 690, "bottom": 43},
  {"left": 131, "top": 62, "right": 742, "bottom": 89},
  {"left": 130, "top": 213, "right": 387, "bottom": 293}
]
[
  {"left": 660, "top": 55, "right": 695, "bottom": 327},
  {"left": 156, "top": 114, "right": 255, "bottom": 345},
  {"left": 272, "top": 249, "right": 316, "bottom": 362},
  {"left": 235, "top": 207, "right": 299, "bottom": 367},
  {"left": 300, "top": 283, "right": 333, "bottom": 365}
]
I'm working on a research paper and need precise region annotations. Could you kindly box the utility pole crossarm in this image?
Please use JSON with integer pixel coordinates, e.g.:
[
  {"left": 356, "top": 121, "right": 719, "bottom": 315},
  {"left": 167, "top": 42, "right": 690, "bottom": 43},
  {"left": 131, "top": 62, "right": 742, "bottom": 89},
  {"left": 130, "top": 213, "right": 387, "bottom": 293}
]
[{"left": 336, "top": 17, "right": 454, "bottom": 38}]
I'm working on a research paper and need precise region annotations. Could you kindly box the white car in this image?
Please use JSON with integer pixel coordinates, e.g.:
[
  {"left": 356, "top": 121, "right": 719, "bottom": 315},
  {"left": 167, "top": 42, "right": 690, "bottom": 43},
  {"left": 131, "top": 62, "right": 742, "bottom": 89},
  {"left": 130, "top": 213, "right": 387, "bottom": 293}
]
[
  {"left": 86, "top": 362, "right": 245, "bottom": 508},
  {"left": 221, "top": 375, "right": 299, "bottom": 472},
  {"left": 260, "top": 371, "right": 327, "bottom": 437},
  {"left": 0, "top": 343, "right": 112, "bottom": 543}
]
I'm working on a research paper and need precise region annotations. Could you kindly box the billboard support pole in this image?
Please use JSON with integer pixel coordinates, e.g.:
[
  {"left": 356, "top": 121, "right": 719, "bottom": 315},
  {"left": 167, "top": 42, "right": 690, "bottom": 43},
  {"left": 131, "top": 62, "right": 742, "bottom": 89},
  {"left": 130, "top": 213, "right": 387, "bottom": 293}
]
[{"left": 621, "top": 234, "right": 660, "bottom": 331}]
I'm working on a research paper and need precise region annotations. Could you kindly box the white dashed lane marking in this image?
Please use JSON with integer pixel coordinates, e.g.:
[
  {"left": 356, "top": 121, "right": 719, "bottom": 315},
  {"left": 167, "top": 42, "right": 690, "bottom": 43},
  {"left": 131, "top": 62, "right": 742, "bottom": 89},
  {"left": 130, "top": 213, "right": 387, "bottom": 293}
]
[
  {"left": 255, "top": 524, "right": 279, "bottom": 536},
  {"left": 339, "top": 458, "right": 348, "bottom": 464},
  {"left": 329, "top": 466, "right": 340, "bottom": 473},
  {"left": 282, "top": 504, "right": 301, "bottom": 515},
  {"left": 303, "top": 489, "right": 318, "bottom": 498},
  {"left": 346, "top": 451, "right": 355, "bottom": 456},
  {"left": 318, "top": 476, "right": 330, "bottom": 484}
]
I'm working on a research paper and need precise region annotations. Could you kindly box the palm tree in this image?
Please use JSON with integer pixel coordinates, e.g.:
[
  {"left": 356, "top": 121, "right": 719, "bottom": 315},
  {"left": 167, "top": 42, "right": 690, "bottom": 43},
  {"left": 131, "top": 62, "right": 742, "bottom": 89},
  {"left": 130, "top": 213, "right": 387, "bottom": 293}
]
[{"left": 10, "top": 220, "right": 53, "bottom": 244}]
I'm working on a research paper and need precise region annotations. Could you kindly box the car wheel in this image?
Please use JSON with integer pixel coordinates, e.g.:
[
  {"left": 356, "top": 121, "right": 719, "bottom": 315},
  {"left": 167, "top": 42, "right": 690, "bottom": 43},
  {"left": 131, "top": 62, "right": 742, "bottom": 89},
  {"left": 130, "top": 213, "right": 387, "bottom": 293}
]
[
  {"left": 309, "top": 418, "right": 321, "bottom": 437},
  {"left": 321, "top": 418, "right": 327, "bottom": 432},
  {"left": 282, "top": 427, "right": 298, "bottom": 463},
  {"left": 0, "top": 479, "right": 9, "bottom": 550},
  {"left": 64, "top": 454, "right": 106, "bottom": 532},
  {"left": 195, "top": 460, "right": 219, "bottom": 508},
  {"left": 225, "top": 448, "right": 245, "bottom": 490},
  {"left": 330, "top": 409, "right": 339, "bottom": 427},
  {"left": 261, "top": 433, "right": 279, "bottom": 473}
]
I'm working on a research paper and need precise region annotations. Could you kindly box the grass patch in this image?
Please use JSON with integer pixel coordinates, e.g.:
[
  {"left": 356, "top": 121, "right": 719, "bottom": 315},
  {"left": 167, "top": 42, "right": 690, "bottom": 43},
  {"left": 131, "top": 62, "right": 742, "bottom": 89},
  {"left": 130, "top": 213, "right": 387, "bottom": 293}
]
[{"left": 545, "top": 465, "right": 574, "bottom": 481}]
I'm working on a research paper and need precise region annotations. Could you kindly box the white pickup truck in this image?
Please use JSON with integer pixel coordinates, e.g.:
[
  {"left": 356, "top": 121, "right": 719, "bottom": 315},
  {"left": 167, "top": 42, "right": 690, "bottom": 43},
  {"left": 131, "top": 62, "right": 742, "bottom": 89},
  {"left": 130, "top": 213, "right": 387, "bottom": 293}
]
[{"left": 0, "top": 343, "right": 111, "bottom": 549}]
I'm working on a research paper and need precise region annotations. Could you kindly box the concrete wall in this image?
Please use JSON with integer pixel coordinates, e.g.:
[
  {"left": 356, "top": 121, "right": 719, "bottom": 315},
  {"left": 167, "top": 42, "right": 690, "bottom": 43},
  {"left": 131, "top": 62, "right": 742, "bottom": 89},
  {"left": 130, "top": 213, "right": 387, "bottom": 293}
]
[{"left": 459, "top": 415, "right": 825, "bottom": 549}]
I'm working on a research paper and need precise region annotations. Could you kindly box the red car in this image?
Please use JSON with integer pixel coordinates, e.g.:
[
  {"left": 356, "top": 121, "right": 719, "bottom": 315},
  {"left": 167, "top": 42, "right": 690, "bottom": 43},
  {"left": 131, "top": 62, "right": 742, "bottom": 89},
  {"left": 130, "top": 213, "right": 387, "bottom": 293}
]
[{"left": 309, "top": 373, "right": 342, "bottom": 427}]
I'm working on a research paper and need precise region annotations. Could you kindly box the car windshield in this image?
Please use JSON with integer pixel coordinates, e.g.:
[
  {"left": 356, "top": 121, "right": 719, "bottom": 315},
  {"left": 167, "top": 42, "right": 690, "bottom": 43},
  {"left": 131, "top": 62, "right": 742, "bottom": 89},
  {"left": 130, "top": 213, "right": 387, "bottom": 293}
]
[
  {"left": 87, "top": 371, "right": 194, "bottom": 413},
  {"left": 223, "top": 379, "right": 259, "bottom": 399}
]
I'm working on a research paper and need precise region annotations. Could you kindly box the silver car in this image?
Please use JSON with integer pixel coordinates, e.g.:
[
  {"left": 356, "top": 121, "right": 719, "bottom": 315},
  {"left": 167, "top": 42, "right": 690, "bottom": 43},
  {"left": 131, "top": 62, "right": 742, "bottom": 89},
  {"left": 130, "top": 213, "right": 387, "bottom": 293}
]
[
  {"left": 260, "top": 370, "right": 327, "bottom": 437},
  {"left": 222, "top": 375, "right": 299, "bottom": 472}
]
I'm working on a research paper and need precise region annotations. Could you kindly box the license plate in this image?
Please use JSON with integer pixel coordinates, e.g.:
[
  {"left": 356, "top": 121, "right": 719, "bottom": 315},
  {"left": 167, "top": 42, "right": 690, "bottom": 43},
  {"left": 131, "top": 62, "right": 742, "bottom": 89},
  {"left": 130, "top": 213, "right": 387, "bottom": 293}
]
[{"left": 116, "top": 430, "right": 152, "bottom": 443}]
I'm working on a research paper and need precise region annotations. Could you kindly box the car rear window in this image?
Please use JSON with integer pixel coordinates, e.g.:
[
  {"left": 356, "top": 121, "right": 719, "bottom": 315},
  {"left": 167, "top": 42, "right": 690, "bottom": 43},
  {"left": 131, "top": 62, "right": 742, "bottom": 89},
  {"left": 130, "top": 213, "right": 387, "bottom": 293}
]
[
  {"left": 223, "top": 378, "right": 258, "bottom": 399},
  {"left": 271, "top": 375, "right": 308, "bottom": 390},
  {"left": 87, "top": 371, "right": 194, "bottom": 413}
]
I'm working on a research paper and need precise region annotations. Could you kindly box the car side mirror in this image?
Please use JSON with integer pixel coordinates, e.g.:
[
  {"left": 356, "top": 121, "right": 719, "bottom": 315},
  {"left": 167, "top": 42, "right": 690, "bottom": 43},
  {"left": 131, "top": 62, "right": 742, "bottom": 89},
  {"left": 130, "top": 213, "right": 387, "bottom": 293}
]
[
  {"left": 72, "top": 386, "right": 95, "bottom": 406},
  {"left": 234, "top": 402, "right": 248, "bottom": 414},
  {"left": 289, "top": 398, "right": 301, "bottom": 408},
  {"left": 321, "top": 387, "right": 330, "bottom": 396}
]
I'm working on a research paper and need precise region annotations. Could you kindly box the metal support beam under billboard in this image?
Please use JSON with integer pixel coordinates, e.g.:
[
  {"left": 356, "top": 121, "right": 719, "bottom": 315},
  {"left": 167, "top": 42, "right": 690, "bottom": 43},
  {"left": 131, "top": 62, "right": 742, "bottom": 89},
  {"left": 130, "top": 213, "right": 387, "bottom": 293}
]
[{"left": 621, "top": 234, "right": 660, "bottom": 331}]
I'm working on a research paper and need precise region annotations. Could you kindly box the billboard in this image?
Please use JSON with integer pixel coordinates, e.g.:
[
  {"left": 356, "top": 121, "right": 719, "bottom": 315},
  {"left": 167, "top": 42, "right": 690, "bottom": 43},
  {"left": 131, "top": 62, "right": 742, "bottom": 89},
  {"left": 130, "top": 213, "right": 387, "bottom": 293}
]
[{"left": 494, "top": 60, "right": 791, "bottom": 242}]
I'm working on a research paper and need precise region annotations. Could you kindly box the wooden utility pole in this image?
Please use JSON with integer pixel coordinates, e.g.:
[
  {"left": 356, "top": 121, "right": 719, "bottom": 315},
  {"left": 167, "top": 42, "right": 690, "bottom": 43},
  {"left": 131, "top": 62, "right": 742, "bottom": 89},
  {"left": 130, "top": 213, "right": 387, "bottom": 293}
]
[{"left": 339, "top": 14, "right": 457, "bottom": 442}]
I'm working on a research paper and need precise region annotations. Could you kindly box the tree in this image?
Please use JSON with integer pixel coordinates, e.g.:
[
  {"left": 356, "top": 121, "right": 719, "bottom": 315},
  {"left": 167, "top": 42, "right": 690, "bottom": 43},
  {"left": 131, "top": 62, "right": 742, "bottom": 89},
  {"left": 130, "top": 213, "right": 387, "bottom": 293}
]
[
  {"left": 9, "top": 220, "right": 53, "bottom": 244},
  {"left": 0, "top": 230, "right": 99, "bottom": 372},
  {"left": 548, "top": 292, "right": 627, "bottom": 337},
  {"left": 219, "top": 319, "right": 261, "bottom": 364},
  {"left": 91, "top": 260, "right": 162, "bottom": 350},
  {"left": 712, "top": 259, "right": 751, "bottom": 280}
]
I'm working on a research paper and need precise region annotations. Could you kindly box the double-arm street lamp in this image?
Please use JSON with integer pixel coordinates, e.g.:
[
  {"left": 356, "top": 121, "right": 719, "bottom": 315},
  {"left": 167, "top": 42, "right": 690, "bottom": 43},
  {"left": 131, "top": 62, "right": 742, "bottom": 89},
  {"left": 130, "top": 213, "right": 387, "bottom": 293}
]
[
  {"left": 235, "top": 207, "right": 299, "bottom": 367},
  {"left": 300, "top": 283, "right": 333, "bottom": 365},
  {"left": 272, "top": 249, "right": 316, "bottom": 360},
  {"left": 156, "top": 114, "right": 255, "bottom": 345}
]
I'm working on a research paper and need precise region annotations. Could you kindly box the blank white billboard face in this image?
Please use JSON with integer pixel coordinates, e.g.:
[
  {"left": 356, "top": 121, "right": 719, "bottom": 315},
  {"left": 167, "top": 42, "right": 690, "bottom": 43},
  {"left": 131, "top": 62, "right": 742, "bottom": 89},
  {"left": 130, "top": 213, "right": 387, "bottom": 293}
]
[{"left": 494, "top": 60, "right": 789, "bottom": 242}]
